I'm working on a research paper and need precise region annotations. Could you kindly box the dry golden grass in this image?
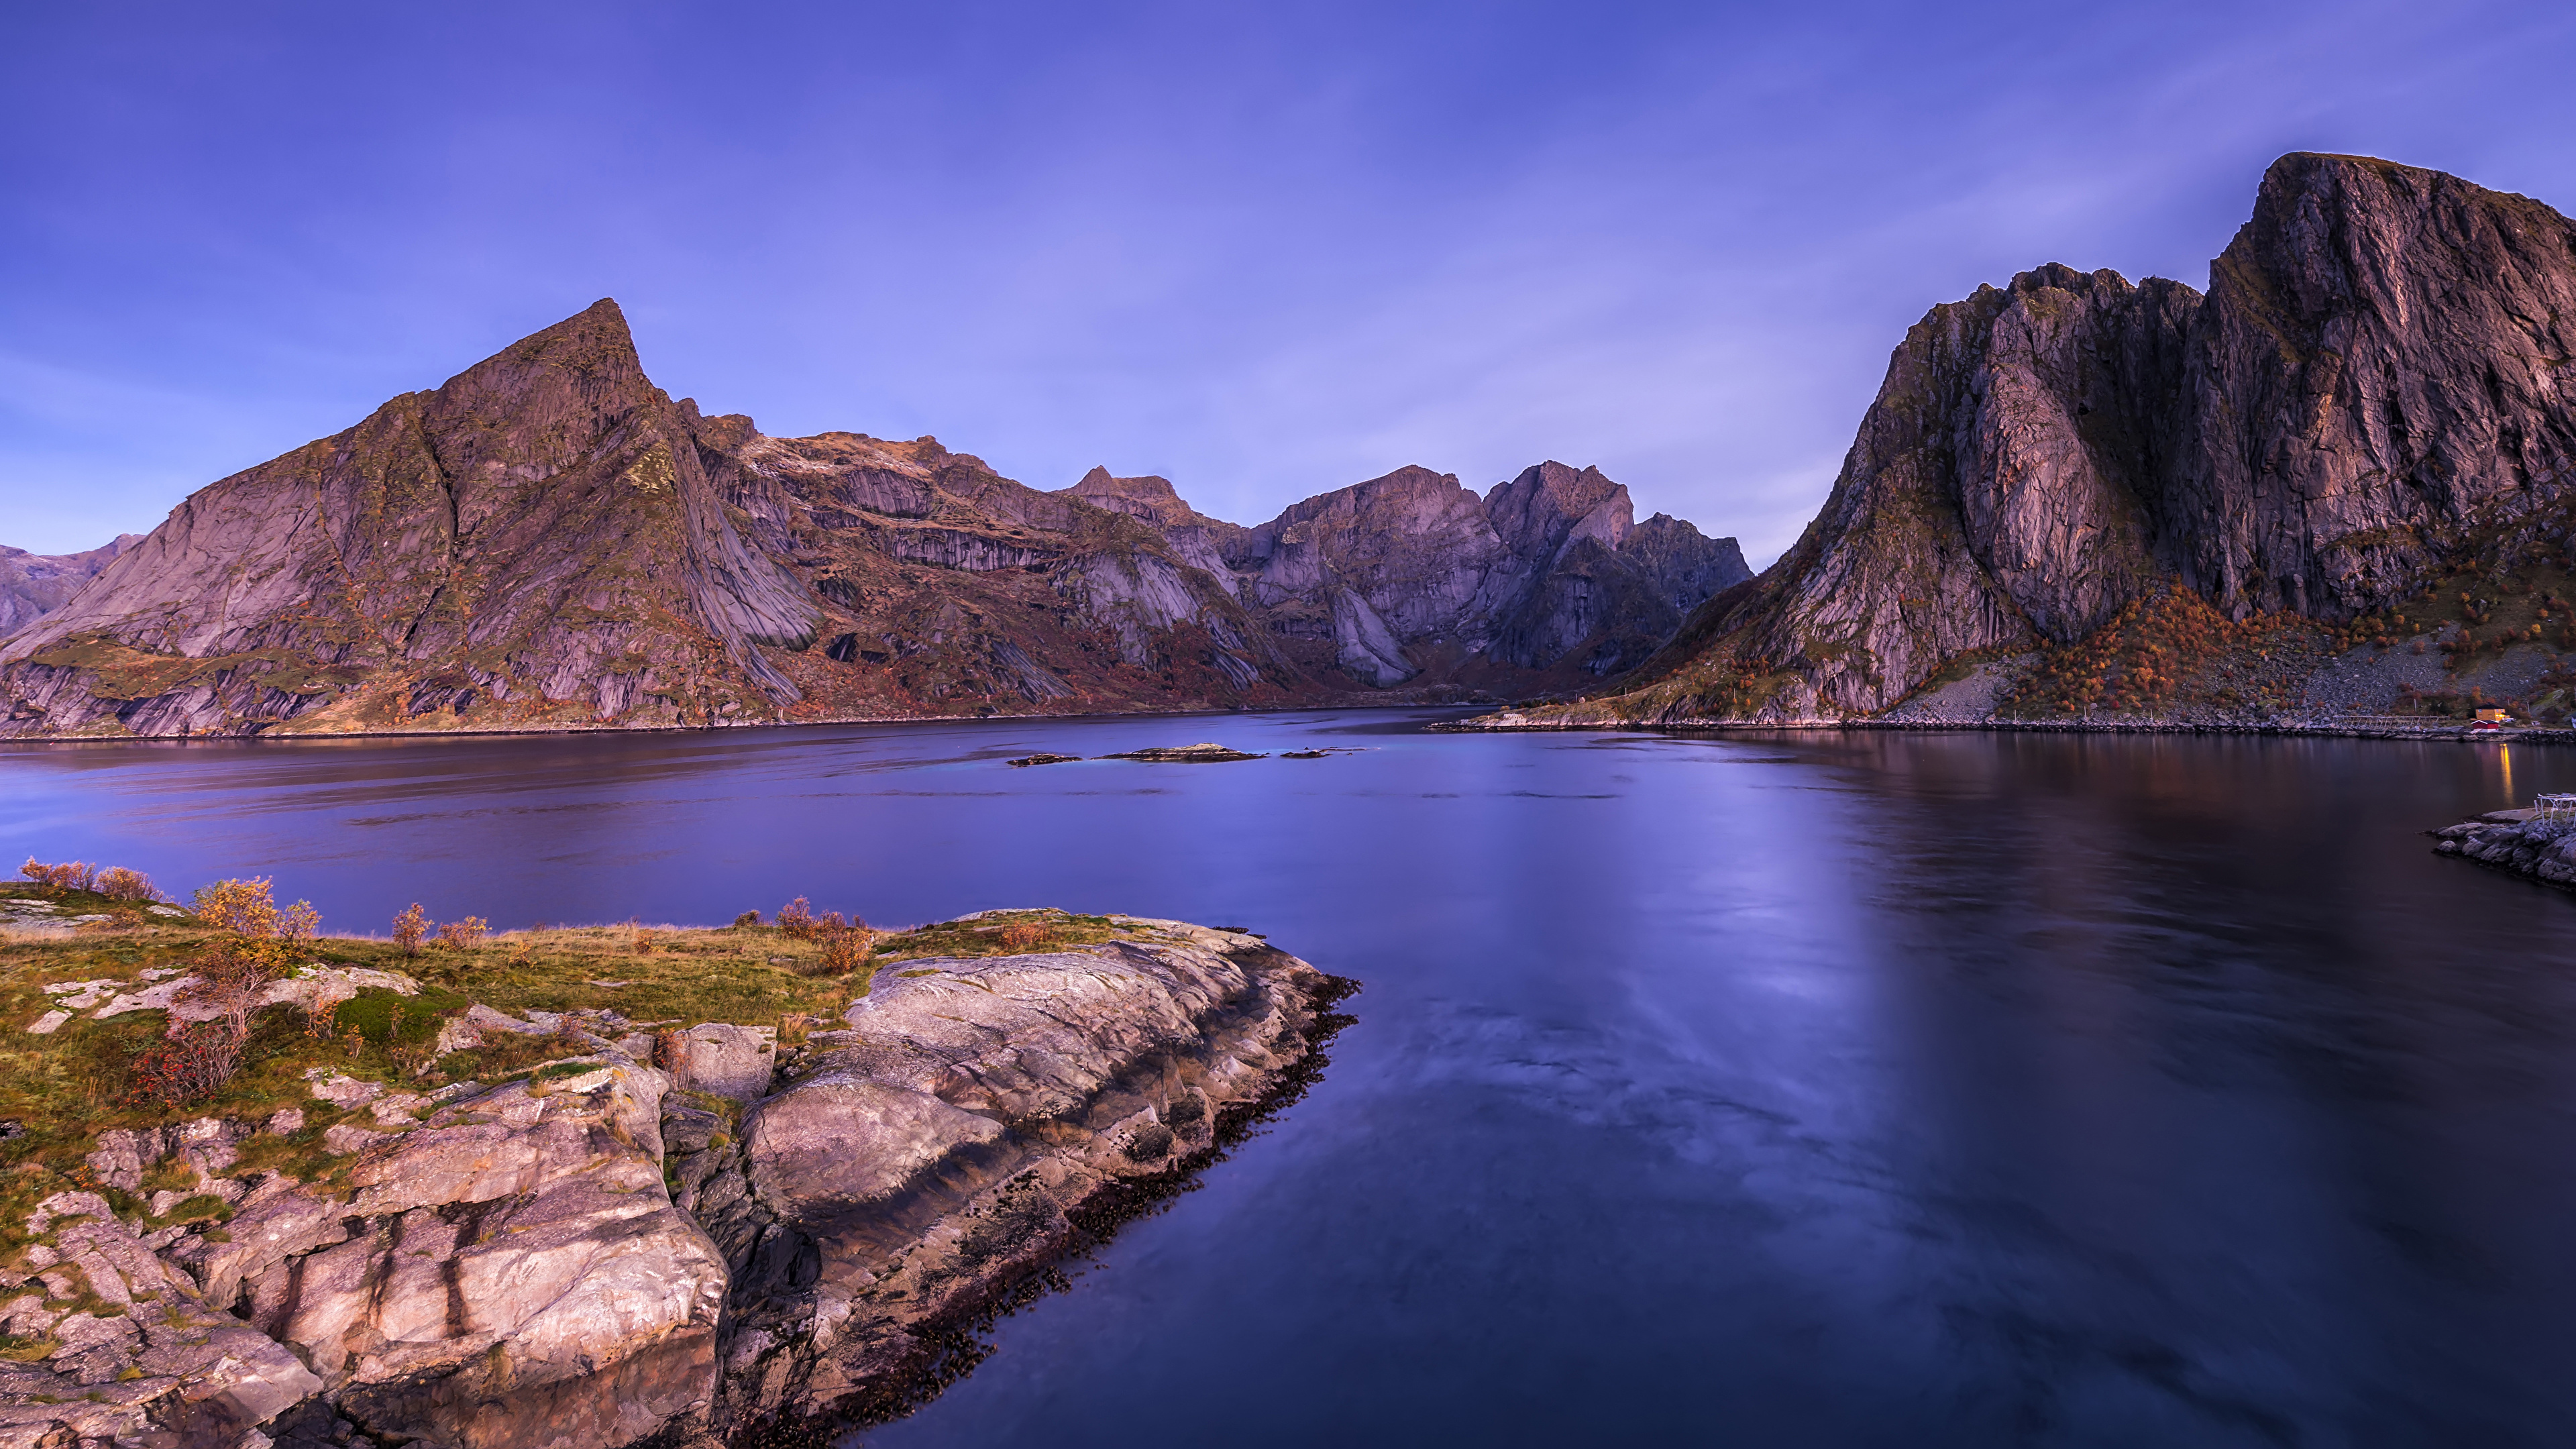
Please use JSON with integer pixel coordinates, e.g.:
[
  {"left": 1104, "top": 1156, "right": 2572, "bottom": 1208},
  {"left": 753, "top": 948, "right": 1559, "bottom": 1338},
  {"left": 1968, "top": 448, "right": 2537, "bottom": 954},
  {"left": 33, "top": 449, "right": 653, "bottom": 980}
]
[{"left": 0, "top": 889, "right": 1156, "bottom": 1255}]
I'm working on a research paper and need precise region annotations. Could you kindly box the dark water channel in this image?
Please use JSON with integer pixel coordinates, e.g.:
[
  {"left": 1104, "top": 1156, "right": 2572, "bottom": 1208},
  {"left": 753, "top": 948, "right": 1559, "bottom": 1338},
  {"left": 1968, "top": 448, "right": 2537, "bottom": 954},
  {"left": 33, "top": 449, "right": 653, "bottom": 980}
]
[{"left": 5, "top": 712, "right": 2575, "bottom": 1447}]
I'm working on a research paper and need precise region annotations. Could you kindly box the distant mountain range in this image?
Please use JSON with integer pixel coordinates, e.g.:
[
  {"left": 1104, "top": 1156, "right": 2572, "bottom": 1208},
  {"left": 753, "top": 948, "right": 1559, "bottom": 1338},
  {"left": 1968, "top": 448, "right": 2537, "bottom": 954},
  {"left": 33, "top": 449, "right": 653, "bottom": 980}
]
[
  {"left": 0, "top": 536, "right": 140, "bottom": 637},
  {"left": 0, "top": 306, "right": 1745, "bottom": 737},
  {"left": 1503, "top": 152, "right": 2576, "bottom": 728},
  {"left": 50, "top": 149, "right": 2542, "bottom": 743}
]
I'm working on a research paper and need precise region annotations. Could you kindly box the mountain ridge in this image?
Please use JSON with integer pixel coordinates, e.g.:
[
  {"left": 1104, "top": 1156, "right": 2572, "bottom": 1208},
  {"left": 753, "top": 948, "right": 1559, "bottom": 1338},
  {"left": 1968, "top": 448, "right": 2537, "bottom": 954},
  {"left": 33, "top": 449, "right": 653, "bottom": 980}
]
[
  {"left": 1498, "top": 152, "right": 2576, "bottom": 729},
  {"left": 0, "top": 535, "right": 143, "bottom": 637},
  {"left": 0, "top": 307, "right": 1746, "bottom": 738}
]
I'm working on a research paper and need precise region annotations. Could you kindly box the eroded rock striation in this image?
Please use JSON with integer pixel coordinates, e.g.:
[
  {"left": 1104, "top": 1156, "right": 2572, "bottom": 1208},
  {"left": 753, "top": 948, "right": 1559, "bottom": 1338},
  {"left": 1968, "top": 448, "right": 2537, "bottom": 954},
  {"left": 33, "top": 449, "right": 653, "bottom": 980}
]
[
  {"left": 1100, "top": 459, "right": 1750, "bottom": 688},
  {"left": 1, "top": 303, "right": 820, "bottom": 739},
  {"left": 0, "top": 916, "right": 1347, "bottom": 1448},
  {"left": 1525, "top": 152, "right": 2576, "bottom": 725},
  {"left": 0, "top": 310, "right": 1742, "bottom": 738},
  {"left": 684, "top": 923, "right": 1344, "bottom": 1440}
]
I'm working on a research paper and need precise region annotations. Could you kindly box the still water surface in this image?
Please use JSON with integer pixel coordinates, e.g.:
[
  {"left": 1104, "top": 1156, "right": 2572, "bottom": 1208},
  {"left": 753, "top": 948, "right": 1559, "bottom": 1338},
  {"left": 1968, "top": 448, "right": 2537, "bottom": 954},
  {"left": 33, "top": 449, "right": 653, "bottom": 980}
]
[{"left": 5, "top": 712, "right": 2574, "bottom": 1447}]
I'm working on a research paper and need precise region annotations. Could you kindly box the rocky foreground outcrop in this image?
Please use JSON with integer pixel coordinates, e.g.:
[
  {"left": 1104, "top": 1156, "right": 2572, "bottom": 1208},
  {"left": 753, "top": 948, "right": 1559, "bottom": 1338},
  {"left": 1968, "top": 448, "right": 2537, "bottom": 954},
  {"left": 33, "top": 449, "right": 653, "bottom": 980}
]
[
  {"left": 0, "top": 304, "right": 1744, "bottom": 738},
  {"left": 0, "top": 918, "right": 1348, "bottom": 1448},
  {"left": 1519, "top": 152, "right": 2576, "bottom": 726}
]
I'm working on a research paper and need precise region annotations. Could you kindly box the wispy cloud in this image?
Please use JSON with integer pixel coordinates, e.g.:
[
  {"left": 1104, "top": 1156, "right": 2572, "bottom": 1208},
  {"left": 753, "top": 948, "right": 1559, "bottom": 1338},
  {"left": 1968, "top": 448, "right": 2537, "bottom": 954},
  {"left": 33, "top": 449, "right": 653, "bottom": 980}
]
[{"left": 3, "top": 0, "right": 2573, "bottom": 559}]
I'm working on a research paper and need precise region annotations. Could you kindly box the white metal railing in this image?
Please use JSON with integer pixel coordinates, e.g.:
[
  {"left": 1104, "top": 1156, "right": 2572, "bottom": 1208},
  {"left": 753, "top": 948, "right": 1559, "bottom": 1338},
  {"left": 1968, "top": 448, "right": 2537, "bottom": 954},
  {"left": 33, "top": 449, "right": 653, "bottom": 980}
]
[{"left": 2534, "top": 793, "right": 2576, "bottom": 820}]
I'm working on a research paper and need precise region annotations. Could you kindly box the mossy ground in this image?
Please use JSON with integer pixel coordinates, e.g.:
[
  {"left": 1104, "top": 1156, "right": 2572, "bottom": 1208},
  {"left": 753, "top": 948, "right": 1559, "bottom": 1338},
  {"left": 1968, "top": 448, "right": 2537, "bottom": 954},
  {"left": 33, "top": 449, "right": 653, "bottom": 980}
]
[
  {"left": 1996, "top": 538, "right": 2576, "bottom": 721},
  {"left": 1996, "top": 591, "right": 2338, "bottom": 718},
  {"left": 0, "top": 890, "right": 1146, "bottom": 1257}
]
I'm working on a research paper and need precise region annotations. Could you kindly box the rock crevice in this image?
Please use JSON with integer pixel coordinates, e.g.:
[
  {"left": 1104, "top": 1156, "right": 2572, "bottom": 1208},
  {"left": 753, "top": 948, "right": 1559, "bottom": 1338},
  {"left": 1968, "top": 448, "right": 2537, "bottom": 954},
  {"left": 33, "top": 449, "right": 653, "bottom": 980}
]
[
  {"left": 1539, "top": 152, "right": 2576, "bottom": 724},
  {"left": 0, "top": 922, "right": 1349, "bottom": 1449}
]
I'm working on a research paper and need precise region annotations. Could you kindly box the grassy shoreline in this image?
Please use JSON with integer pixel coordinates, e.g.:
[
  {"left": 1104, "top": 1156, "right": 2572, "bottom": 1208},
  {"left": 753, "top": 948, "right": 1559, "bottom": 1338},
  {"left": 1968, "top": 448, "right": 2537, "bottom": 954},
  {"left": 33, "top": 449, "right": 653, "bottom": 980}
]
[{"left": 0, "top": 883, "right": 1146, "bottom": 1253}]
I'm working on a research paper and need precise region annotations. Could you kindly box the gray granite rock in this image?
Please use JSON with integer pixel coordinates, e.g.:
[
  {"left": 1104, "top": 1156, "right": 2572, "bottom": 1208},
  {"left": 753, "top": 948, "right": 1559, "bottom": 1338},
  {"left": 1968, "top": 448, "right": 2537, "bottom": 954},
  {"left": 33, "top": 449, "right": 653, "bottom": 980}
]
[
  {"left": 696, "top": 920, "right": 1341, "bottom": 1438},
  {"left": 676, "top": 1022, "right": 777, "bottom": 1104}
]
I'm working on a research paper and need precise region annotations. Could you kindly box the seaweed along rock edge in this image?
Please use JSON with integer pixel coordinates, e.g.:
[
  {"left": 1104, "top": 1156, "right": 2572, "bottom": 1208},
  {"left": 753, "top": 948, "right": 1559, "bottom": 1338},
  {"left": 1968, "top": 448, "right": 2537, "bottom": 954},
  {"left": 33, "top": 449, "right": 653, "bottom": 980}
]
[{"left": 0, "top": 912, "right": 1353, "bottom": 1449}]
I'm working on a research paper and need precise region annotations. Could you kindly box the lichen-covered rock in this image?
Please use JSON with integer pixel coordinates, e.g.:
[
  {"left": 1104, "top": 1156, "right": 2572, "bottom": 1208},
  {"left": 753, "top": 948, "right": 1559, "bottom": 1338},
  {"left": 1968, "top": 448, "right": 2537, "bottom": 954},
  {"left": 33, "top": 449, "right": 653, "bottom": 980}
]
[
  {"left": 674, "top": 1022, "right": 775, "bottom": 1104},
  {"left": 144, "top": 1051, "right": 725, "bottom": 1449},
  {"left": 0, "top": 913, "right": 1348, "bottom": 1449},
  {"left": 0, "top": 1190, "right": 323, "bottom": 1448}
]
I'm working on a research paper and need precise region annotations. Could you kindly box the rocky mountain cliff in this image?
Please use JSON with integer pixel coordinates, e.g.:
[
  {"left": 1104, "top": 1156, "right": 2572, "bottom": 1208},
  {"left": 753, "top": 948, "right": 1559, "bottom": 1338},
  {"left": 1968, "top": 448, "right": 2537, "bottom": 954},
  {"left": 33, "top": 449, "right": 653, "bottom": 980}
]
[
  {"left": 0, "top": 535, "right": 142, "bottom": 637},
  {"left": 0, "top": 306, "right": 1743, "bottom": 738},
  {"left": 1091, "top": 459, "right": 1749, "bottom": 687},
  {"left": 1536, "top": 152, "right": 2576, "bottom": 724}
]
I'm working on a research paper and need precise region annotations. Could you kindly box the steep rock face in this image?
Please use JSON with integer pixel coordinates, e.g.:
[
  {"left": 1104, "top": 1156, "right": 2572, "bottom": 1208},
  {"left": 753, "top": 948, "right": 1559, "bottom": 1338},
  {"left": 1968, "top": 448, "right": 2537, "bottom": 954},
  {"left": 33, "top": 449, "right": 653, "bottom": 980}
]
[
  {"left": 1057, "top": 466, "right": 1250, "bottom": 592},
  {"left": 1556, "top": 152, "right": 2576, "bottom": 721},
  {"left": 0, "top": 306, "right": 1745, "bottom": 737},
  {"left": 0, "top": 302, "right": 819, "bottom": 735},
  {"left": 696, "top": 430, "right": 1268, "bottom": 696},
  {"left": 1693, "top": 264, "right": 2199, "bottom": 714},
  {"left": 1237, "top": 466, "right": 1515, "bottom": 663},
  {"left": 0, "top": 535, "right": 141, "bottom": 636},
  {"left": 1484, "top": 460, "right": 1632, "bottom": 561},
  {"left": 1087, "top": 460, "right": 1756, "bottom": 686},
  {"left": 676, "top": 922, "right": 1341, "bottom": 1441},
  {"left": 1619, "top": 513, "right": 1752, "bottom": 616},
  {"left": 2163, "top": 153, "right": 2576, "bottom": 616},
  {"left": 1479, "top": 462, "right": 1754, "bottom": 675}
]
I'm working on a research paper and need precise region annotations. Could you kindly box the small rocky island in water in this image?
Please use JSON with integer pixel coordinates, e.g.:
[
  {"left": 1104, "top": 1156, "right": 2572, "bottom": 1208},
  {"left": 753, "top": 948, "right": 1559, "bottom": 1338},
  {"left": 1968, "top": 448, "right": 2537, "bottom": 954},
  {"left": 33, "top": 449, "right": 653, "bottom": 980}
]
[{"left": 0, "top": 866, "right": 1354, "bottom": 1448}]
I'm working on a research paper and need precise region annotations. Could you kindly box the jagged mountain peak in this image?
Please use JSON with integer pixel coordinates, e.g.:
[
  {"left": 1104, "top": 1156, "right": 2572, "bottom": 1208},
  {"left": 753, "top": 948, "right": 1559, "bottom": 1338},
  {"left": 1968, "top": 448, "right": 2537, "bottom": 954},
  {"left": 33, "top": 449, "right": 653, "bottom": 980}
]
[
  {"left": 447, "top": 298, "right": 641, "bottom": 384},
  {"left": 1486, "top": 460, "right": 1633, "bottom": 559},
  {"left": 1058, "top": 466, "right": 1236, "bottom": 531},
  {"left": 1067, "top": 465, "right": 1177, "bottom": 502},
  {"left": 0, "top": 308, "right": 1752, "bottom": 736},
  {"left": 1531, "top": 150, "right": 2576, "bottom": 725},
  {"left": 1988, "top": 262, "right": 2153, "bottom": 300},
  {"left": 0, "top": 293, "right": 819, "bottom": 729},
  {"left": 1269, "top": 464, "right": 1464, "bottom": 525}
]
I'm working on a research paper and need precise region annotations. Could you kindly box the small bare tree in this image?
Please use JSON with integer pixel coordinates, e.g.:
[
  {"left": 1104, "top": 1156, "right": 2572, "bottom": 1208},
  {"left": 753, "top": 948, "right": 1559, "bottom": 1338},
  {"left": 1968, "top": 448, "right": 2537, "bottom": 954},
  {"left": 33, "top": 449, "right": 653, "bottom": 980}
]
[
  {"left": 778, "top": 898, "right": 816, "bottom": 941},
  {"left": 393, "top": 903, "right": 429, "bottom": 955},
  {"left": 137, "top": 877, "right": 313, "bottom": 1105}
]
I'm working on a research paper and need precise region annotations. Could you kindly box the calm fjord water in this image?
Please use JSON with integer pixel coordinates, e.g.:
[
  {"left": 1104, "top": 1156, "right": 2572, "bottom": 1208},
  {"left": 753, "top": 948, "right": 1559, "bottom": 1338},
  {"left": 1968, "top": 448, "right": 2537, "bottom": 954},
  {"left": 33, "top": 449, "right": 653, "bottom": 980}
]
[{"left": 6, "top": 712, "right": 2575, "bottom": 1447}]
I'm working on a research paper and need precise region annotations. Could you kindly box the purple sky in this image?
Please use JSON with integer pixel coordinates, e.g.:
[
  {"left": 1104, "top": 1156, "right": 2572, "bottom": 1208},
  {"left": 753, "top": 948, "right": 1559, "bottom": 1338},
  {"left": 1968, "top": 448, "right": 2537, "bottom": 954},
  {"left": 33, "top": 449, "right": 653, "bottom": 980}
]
[{"left": 7, "top": 1, "right": 2575, "bottom": 562}]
